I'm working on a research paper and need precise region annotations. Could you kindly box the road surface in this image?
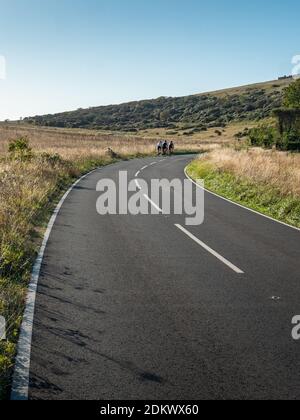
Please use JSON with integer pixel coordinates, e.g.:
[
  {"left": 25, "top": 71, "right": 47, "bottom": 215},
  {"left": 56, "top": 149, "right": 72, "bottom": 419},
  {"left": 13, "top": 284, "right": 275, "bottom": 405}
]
[{"left": 19, "top": 155, "right": 300, "bottom": 399}]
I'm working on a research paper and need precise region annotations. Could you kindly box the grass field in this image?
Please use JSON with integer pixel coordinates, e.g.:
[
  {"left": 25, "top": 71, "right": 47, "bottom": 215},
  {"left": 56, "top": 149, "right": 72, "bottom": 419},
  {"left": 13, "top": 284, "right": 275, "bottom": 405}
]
[
  {"left": 196, "top": 77, "right": 292, "bottom": 98},
  {"left": 0, "top": 122, "right": 218, "bottom": 157},
  {"left": 187, "top": 148, "right": 300, "bottom": 228}
]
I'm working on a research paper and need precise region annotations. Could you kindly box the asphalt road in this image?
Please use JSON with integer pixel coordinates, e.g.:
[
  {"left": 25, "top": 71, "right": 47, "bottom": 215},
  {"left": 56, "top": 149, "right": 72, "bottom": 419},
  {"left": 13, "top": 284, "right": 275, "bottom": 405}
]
[{"left": 27, "top": 155, "right": 300, "bottom": 400}]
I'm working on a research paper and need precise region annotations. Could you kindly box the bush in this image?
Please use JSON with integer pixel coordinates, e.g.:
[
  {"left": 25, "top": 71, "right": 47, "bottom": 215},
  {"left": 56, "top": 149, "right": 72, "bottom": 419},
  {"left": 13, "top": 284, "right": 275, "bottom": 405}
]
[
  {"left": 37, "top": 152, "right": 64, "bottom": 167},
  {"left": 248, "top": 125, "right": 278, "bottom": 148},
  {"left": 277, "top": 130, "right": 300, "bottom": 151},
  {"left": 283, "top": 79, "right": 300, "bottom": 108},
  {"left": 8, "top": 137, "right": 32, "bottom": 161},
  {"left": 248, "top": 123, "right": 300, "bottom": 151}
]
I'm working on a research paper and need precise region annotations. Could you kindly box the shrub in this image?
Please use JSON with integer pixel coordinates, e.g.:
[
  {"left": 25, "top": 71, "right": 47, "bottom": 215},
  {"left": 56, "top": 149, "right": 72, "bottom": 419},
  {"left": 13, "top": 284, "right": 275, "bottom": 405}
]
[
  {"left": 37, "top": 152, "right": 64, "bottom": 167},
  {"left": 8, "top": 137, "right": 32, "bottom": 161},
  {"left": 283, "top": 79, "right": 300, "bottom": 108},
  {"left": 278, "top": 130, "right": 300, "bottom": 151},
  {"left": 248, "top": 125, "right": 278, "bottom": 148}
]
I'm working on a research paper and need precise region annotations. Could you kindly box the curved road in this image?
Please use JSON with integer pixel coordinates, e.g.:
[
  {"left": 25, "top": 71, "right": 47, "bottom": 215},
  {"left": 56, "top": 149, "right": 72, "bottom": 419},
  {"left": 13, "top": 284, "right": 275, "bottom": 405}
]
[{"left": 18, "top": 155, "right": 300, "bottom": 399}]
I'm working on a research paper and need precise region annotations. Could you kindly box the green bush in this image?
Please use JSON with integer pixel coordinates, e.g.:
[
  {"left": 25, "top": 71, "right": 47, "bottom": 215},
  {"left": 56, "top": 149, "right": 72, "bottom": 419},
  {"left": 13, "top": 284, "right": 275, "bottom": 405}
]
[
  {"left": 283, "top": 79, "right": 300, "bottom": 108},
  {"left": 248, "top": 125, "right": 278, "bottom": 148},
  {"left": 8, "top": 137, "right": 32, "bottom": 161},
  {"left": 249, "top": 123, "right": 300, "bottom": 151},
  {"left": 278, "top": 130, "right": 300, "bottom": 151}
]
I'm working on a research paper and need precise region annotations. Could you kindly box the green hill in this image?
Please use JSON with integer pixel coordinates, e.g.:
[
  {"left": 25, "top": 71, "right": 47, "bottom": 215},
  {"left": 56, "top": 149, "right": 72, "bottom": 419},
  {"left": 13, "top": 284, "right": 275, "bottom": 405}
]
[{"left": 24, "top": 78, "right": 293, "bottom": 132}]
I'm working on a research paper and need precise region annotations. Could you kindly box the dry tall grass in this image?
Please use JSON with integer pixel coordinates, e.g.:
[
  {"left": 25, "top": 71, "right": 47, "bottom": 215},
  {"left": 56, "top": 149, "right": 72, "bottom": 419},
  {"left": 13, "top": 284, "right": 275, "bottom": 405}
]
[
  {"left": 0, "top": 123, "right": 211, "bottom": 159},
  {"left": 0, "top": 153, "right": 96, "bottom": 398},
  {"left": 201, "top": 147, "right": 300, "bottom": 198}
]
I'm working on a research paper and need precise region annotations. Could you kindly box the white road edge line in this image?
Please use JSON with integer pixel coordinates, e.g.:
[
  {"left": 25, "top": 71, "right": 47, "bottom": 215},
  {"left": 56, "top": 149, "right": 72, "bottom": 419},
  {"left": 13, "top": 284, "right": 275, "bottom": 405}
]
[
  {"left": 184, "top": 166, "right": 300, "bottom": 233},
  {"left": 135, "top": 171, "right": 140, "bottom": 177},
  {"left": 10, "top": 168, "right": 97, "bottom": 401},
  {"left": 11, "top": 157, "right": 166, "bottom": 400},
  {"left": 175, "top": 224, "right": 244, "bottom": 274},
  {"left": 140, "top": 165, "right": 148, "bottom": 171}
]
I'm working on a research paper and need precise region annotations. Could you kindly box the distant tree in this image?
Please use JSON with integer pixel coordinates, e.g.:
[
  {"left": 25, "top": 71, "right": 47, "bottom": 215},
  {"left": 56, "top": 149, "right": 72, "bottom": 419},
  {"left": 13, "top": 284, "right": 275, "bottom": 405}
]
[{"left": 283, "top": 79, "right": 300, "bottom": 108}]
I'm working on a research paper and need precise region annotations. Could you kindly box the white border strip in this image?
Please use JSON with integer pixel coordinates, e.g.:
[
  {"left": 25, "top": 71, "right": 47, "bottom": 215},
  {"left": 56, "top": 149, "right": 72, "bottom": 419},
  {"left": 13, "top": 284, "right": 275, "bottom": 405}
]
[
  {"left": 184, "top": 167, "right": 300, "bottom": 233},
  {"left": 11, "top": 169, "right": 97, "bottom": 401}
]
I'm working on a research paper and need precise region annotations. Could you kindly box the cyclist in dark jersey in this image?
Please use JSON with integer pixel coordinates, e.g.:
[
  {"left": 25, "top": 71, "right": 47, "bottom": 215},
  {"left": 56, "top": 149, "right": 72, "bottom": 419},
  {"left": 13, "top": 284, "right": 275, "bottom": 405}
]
[
  {"left": 169, "top": 141, "right": 175, "bottom": 155},
  {"left": 162, "top": 140, "right": 169, "bottom": 155}
]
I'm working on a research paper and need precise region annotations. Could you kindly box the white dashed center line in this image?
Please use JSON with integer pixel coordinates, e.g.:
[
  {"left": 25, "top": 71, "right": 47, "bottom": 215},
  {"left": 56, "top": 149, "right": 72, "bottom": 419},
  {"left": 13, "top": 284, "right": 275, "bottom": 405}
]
[
  {"left": 134, "top": 161, "right": 163, "bottom": 212},
  {"left": 175, "top": 224, "right": 244, "bottom": 274}
]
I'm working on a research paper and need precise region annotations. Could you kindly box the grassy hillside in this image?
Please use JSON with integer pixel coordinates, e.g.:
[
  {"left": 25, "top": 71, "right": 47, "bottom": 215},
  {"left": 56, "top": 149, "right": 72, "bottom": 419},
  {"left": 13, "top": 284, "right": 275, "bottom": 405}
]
[
  {"left": 187, "top": 148, "right": 300, "bottom": 228},
  {"left": 23, "top": 78, "right": 293, "bottom": 132}
]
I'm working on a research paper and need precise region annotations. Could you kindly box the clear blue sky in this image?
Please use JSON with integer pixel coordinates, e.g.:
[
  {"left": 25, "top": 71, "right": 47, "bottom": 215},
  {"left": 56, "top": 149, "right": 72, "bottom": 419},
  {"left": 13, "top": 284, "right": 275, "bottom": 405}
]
[{"left": 0, "top": 0, "right": 299, "bottom": 120}]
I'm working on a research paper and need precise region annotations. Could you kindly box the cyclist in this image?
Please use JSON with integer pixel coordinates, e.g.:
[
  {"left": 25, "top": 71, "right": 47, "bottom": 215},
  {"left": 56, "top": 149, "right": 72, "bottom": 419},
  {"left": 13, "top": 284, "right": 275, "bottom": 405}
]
[
  {"left": 162, "top": 140, "right": 169, "bottom": 155},
  {"left": 157, "top": 140, "right": 163, "bottom": 155},
  {"left": 169, "top": 141, "right": 175, "bottom": 155}
]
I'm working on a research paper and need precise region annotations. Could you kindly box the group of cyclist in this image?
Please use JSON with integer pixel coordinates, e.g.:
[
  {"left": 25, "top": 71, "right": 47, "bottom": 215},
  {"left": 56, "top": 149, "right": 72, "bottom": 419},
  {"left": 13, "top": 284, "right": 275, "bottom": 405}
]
[{"left": 156, "top": 140, "right": 175, "bottom": 156}]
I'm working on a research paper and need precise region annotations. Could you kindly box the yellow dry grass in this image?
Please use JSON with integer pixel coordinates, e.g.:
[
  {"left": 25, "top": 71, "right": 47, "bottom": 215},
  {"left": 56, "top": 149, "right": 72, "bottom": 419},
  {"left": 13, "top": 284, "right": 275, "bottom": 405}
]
[
  {"left": 201, "top": 147, "right": 300, "bottom": 198},
  {"left": 198, "top": 77, "right": 292, "bottom": 98},
  {"left": 137, "top": 120, "right": 257, "bottom": 144},
  {"left": 0, "top": 123, "right": 215, "bottom": 159}
]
